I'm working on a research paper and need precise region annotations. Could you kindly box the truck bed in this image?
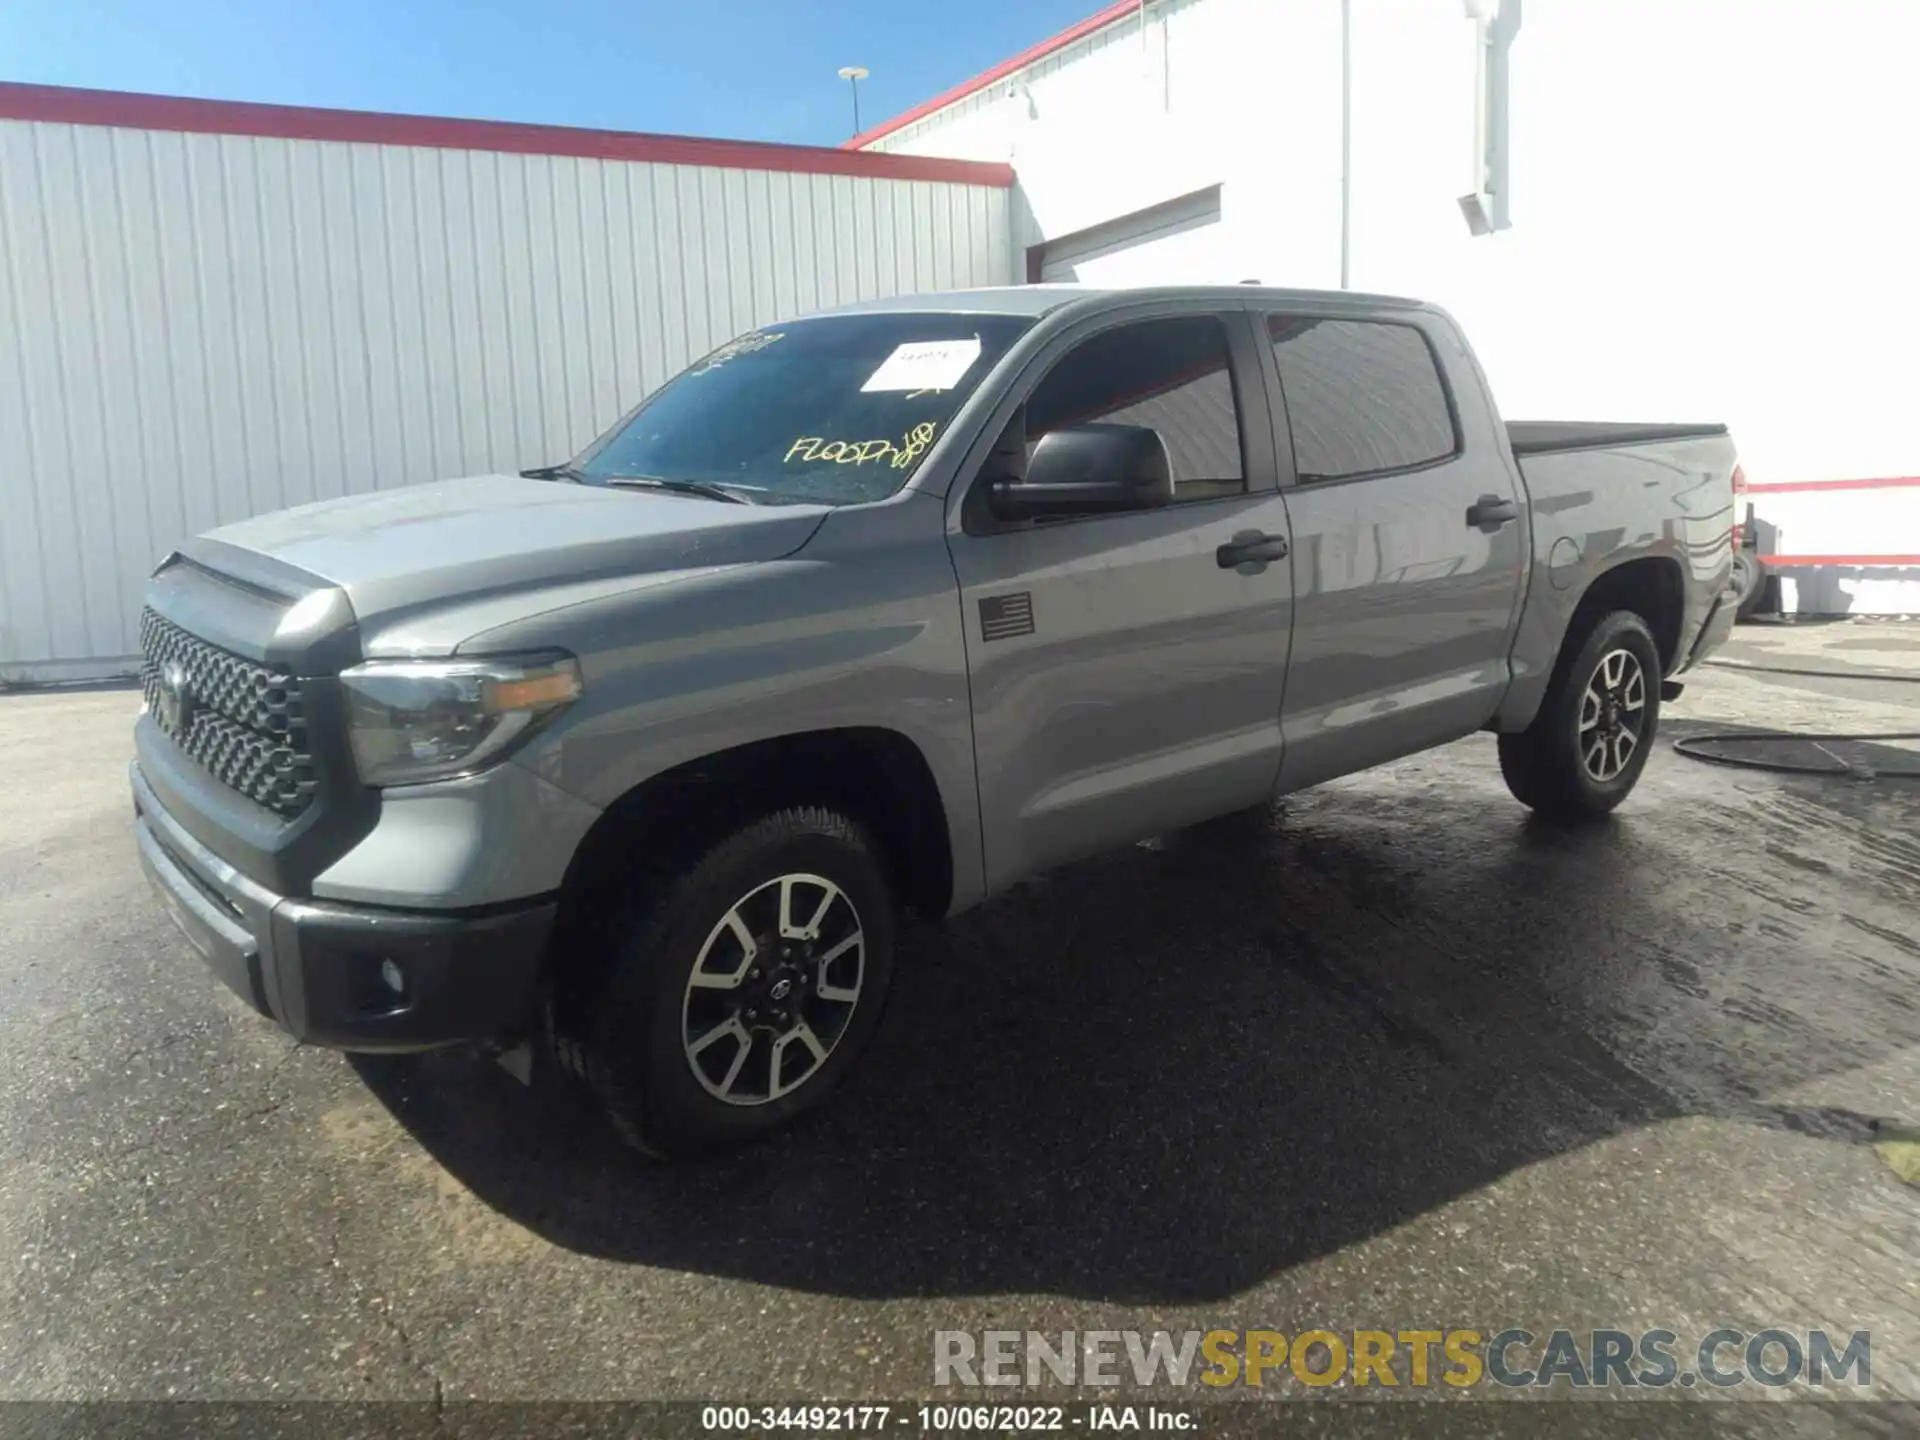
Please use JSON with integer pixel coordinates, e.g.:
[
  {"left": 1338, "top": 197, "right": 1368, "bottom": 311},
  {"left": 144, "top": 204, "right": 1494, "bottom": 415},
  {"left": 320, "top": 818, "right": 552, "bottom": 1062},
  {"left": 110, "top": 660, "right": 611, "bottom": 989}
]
[{"left": 1506, "top": 420, "right": 1730, "bottom": 456}]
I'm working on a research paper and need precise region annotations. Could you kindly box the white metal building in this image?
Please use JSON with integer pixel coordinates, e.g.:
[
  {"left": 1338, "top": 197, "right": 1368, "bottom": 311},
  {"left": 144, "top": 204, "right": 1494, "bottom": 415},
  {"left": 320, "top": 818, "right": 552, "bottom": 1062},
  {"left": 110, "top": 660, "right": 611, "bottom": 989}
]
[
  {"left": 0, "top": 86, "right": 1013, "bottom": 680},
  {"left": 5, "top": 0, "right": 1916, "bottom": 680},
  {"left": 855, "top": 0, "right": 1920, "bottom": 617}
]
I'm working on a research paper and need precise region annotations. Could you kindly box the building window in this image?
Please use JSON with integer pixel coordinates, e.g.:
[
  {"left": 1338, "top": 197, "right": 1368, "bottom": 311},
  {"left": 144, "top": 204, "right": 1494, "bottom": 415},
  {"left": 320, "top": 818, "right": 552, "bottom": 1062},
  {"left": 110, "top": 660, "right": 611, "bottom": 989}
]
[
  {"left": 1267, "top": 317, "right": 1459, "bottom": 481},
  {"left": 1027, "top": 316, "right": 1245, "bottom": 497}
]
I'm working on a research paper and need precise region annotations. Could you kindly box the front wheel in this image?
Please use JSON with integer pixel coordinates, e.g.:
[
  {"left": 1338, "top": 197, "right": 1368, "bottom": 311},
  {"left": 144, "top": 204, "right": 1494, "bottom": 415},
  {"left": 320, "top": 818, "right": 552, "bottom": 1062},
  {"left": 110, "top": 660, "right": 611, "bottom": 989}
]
[
  {"left": 558, "top": 806, "right": 897, "bottom": 1156},
  {"left": 1498, "top": 609, "right": 1663, "bottom": 820}
]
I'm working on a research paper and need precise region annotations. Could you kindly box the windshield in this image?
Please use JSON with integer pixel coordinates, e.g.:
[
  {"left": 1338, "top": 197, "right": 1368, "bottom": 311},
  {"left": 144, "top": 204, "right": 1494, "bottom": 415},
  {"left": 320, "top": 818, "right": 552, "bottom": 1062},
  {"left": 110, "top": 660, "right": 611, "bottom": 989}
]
[{"left": 573, "top": 312, "right": 1033, "bottom": 506}]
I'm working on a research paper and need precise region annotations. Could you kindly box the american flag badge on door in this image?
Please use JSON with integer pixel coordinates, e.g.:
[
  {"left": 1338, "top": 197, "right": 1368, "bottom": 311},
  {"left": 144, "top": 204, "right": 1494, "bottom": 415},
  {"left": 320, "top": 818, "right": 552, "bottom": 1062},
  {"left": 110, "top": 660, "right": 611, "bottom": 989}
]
[{"left": 978, "top": 592, "right": 1035, "bottom": 642}]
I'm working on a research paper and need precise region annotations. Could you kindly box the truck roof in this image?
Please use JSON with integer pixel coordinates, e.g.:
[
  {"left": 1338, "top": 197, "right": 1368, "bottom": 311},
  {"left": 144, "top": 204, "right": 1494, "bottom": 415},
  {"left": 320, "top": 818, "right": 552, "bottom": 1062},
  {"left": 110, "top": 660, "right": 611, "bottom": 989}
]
[{"left": 813, "top": 284, "right": 1435, "bottom": 320}]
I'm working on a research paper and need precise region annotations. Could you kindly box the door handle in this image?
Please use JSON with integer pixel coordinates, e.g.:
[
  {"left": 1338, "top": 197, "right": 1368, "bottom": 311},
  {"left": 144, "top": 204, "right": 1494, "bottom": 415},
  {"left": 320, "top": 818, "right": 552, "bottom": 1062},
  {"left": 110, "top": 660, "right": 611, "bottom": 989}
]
[
  {"left": 1216, "top": 531, "right": 1290, "bottom": 568},
  {"left": 1466, "top": 495, "right": 1518, "bottom": 531}
]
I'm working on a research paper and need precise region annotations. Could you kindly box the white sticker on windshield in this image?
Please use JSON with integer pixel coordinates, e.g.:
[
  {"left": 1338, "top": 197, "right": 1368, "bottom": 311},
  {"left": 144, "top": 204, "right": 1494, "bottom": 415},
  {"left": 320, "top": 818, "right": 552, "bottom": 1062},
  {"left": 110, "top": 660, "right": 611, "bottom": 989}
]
[{"left": 860, "top": 337, "right": 982, "bottom": 394}]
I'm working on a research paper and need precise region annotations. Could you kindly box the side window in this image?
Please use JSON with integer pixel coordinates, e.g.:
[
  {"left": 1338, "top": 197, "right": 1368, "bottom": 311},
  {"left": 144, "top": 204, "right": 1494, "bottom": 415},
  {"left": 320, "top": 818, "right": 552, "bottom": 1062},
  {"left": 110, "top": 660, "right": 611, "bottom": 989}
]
[
  {"left": 1026, "top": 315, "right": 1245, "bottom": 499},
  {"left": 1267, "top": 317, "right": 1458, "bottom": 481}
]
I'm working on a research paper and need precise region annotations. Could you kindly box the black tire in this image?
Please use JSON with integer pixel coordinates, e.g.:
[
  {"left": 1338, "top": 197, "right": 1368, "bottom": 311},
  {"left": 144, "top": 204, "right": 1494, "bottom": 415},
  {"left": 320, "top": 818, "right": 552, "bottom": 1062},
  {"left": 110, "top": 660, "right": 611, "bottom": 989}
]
[
  {"left": 1730, "top": 548, "right": 1766, "bottom": 620},
  {"left": 1498, "top": 609, "right": 1663, "bottom": 820},
  {"left": 556, "top": 806, "right": 897, "bottom": 1157}
]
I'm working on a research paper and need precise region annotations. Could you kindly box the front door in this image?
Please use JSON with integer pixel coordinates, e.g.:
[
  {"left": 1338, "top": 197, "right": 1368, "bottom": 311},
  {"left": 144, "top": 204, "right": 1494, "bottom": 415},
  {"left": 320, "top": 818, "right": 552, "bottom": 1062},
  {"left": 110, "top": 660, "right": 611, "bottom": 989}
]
[
  {"left": 947, "top": 309, "right": 1295, "bottom": 891},
  {"left": 1258, "top": 311, "right": 1528, "bottom": 791}
]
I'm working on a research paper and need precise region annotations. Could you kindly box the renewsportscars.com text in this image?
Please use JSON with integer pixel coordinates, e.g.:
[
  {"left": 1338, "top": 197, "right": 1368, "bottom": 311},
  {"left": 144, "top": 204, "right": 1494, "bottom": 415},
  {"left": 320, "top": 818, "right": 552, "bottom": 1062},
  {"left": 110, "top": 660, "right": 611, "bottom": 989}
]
[{"left": 934, "top": 1328, "right": 1872, "bottom": 1390}]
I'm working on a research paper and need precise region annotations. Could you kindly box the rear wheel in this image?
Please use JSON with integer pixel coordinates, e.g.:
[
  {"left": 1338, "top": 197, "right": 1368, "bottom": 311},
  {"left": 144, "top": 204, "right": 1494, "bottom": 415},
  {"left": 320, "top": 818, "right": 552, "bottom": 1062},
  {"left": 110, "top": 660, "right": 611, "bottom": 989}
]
[
  {"left": 555, "top": 806, "right": 897, "bottom": 1156},
  {"left": 1498, "top": 609, "right": 1662, "bottom": 820}
]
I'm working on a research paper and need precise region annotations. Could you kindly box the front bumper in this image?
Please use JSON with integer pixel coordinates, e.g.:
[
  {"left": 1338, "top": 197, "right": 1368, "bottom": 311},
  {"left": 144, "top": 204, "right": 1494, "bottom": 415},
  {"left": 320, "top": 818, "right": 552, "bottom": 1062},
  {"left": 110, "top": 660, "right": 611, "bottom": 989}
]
[{"left": 132, "top": 762, "right": 554, "bottom": 1051}]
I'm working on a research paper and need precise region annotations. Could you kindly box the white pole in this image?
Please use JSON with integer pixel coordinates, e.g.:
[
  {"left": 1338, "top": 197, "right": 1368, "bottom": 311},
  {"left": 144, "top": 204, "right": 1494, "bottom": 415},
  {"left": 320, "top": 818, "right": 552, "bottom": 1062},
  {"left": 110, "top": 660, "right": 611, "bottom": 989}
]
[{"left": 1340, "top": 0, "right": 1352, "bottom": 289}]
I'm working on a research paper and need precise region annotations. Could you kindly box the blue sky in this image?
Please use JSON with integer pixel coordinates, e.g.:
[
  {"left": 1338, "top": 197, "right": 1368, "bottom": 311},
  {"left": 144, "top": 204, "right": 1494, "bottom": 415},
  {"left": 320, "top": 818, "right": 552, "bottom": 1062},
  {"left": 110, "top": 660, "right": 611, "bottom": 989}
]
[{"left": 0, "top": 0, "right": 1100, "bottom": 146}]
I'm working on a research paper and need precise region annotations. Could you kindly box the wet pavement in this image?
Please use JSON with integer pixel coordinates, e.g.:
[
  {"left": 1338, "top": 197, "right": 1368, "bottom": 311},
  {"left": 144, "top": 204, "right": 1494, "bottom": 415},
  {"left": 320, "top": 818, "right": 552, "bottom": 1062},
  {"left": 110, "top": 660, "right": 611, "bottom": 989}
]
[{"left": 1, "top": 633, "right": 1916, "bottom": 1425}]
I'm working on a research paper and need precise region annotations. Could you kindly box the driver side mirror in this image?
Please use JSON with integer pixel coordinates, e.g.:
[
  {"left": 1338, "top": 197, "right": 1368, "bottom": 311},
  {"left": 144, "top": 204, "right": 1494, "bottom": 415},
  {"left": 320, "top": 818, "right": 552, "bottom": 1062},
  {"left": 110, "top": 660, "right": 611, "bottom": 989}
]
[{"left": 987, "top": 423, "right": 1174, "bottom": 521}]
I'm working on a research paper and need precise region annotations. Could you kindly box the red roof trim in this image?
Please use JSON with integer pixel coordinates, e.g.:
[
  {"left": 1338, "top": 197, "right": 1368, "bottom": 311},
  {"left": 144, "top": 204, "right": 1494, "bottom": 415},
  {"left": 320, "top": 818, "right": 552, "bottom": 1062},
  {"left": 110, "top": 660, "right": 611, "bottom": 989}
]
[
  {"left": 845, "top": 0, "right": 1142, "bottom": 150},
  {"left": 1744, "top": 475, "right": 1920, "bottom": 494},
  {"left": 1760, "top": 554, "right": 1920, "bottom": 567},
  {"left": 0, "top": 81, "right": 1014, "bottom": 186}
]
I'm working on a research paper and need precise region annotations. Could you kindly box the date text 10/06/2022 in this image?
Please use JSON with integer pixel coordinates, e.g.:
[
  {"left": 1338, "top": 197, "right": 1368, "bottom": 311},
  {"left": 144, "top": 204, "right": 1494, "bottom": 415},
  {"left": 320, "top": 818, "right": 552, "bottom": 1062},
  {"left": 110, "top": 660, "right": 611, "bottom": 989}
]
[{"left": 701, "top": 1405, "right": 1193, "bottom": 1432}]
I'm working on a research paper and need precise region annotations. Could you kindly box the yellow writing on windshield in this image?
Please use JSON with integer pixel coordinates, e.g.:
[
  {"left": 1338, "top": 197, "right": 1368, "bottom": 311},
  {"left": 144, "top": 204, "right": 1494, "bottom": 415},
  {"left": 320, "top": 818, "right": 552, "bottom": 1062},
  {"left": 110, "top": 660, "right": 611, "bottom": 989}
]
[{"left": 785, "top": 422, "right": 938, "bottom": 471}]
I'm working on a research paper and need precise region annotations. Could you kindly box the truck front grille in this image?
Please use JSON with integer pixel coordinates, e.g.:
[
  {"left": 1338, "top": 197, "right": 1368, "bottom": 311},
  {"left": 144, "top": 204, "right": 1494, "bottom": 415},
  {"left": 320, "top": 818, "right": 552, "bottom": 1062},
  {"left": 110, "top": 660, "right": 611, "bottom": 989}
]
[{"left": 139, "top": 608, "right": 318, "bottom": 819}]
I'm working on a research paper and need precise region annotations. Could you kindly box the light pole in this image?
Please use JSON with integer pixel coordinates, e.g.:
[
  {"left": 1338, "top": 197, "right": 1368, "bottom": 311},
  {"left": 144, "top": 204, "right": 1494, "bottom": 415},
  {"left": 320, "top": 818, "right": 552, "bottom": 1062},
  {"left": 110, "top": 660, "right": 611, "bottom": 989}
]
[
  {"left": 1339, "top": 0, "right": 1351, "bottom": 287},
  {"left": 837, "top": 65, "right": 869, "bottom": 139}
]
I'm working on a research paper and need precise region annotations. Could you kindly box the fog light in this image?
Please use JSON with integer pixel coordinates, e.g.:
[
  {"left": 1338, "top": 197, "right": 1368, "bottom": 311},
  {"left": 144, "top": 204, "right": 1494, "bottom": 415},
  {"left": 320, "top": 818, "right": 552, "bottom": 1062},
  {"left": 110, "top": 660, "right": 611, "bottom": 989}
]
[{"left": 380, "top": 958, "right": 405, "bottom": 995}]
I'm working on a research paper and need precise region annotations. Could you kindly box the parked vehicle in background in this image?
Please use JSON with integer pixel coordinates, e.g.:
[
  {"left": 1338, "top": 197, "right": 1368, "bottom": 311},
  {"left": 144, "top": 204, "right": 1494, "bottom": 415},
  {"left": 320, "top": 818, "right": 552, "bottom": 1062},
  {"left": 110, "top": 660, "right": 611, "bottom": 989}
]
[
  {"left": 1725, "top": 463, "right": 1769, "bottom": 618},
  {"left": 131, "top": 285, "right": 1741, "bottom": 1155}
]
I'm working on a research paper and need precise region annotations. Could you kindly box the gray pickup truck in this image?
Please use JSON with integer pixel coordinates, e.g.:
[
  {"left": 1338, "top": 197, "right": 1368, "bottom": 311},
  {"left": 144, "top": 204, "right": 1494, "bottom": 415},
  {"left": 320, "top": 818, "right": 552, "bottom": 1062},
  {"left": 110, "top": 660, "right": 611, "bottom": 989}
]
[{"left": 132, "top": 285, "right": 1739, "bottom": 1154}]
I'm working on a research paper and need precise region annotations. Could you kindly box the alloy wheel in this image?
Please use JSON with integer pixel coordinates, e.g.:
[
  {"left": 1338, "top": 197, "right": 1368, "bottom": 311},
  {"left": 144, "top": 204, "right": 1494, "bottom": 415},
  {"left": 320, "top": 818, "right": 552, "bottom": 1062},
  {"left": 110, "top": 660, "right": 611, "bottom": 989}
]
[
  {"left": 679, "top": 873, "right": 865, "bottom": 1106},
  {"left": 1579, "top": 647, "right": 1647, "bottom": 783}
]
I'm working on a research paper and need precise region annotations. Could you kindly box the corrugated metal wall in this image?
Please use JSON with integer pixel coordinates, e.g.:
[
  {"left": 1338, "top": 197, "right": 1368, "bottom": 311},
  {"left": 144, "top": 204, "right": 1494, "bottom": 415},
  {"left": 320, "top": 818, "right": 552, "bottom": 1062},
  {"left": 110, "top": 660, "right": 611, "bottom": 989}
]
[{"left": 0, "top": 118, "right": 1013, "bottom": 679}]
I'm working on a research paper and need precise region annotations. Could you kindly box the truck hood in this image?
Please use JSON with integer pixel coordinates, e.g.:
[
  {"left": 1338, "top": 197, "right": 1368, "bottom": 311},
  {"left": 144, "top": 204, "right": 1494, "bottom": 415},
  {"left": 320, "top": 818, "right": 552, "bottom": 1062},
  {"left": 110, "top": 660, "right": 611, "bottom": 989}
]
[{"left": 189, "top": 474, "right": 829, "bottom": 630}]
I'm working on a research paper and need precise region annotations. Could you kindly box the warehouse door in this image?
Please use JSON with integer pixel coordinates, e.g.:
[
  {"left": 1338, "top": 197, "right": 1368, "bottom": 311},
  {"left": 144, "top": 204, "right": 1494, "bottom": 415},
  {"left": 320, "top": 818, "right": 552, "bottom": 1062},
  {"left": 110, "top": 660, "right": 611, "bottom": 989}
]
[{"left": 1037, "top": 186, "right": 1225, "bottom": 286}]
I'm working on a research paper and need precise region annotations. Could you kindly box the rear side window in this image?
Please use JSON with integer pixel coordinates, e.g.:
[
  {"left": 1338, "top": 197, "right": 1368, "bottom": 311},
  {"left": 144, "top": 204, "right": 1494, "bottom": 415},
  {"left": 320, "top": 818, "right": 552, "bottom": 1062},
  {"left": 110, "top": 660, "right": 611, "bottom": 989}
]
[
  {"left": 1266, "top": 317, "right": 1457, "bottom": 481},
  {"left": 1027, "top": 315, "right": 1245, "bottom": 496}
]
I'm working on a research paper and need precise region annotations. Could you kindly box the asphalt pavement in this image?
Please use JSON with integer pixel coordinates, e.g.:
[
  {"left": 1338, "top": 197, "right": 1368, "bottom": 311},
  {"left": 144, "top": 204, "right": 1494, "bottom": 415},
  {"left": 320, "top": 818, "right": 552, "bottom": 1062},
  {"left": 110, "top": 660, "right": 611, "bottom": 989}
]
[{"left": 1, "top": 629, "right": 1916, "bottom": 1427}]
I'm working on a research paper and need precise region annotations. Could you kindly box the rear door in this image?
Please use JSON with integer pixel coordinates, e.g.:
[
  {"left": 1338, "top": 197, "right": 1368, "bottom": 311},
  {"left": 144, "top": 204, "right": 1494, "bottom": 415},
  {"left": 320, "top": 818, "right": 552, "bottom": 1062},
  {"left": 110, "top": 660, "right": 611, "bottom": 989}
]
[
  {"left": 946, "top": 304, "right": 1294, "bottom": 890},
  {"left": 1256, "top": 309, "right": 1528, "bottom": 791}
]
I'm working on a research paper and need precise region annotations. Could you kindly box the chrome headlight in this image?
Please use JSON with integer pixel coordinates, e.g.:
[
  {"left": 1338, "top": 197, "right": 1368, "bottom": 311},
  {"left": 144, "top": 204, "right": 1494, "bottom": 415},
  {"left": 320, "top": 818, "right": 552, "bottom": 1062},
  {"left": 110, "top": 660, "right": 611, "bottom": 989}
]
[{"left": 340, "top": 654, "right": 583, "bottom": 787}]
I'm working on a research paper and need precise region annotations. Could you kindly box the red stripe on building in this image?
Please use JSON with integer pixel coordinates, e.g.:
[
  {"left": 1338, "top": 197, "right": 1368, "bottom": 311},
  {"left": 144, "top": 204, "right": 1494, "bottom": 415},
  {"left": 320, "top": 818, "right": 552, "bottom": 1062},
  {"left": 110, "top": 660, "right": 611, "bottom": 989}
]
[
  {"left": 1760, "top": 555, "right": 1920, "bottom": 567},
  {"left": 0, "top": 81, "right": 1015, "bottom": 186},
  {"left": 845, "top": 0, "right": 1141, "bottom": 149},
  {"left": 1745, "top": 476, "right": 1920, "bottom": 494}
]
